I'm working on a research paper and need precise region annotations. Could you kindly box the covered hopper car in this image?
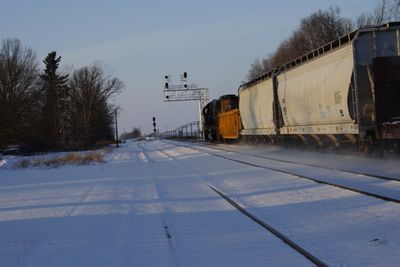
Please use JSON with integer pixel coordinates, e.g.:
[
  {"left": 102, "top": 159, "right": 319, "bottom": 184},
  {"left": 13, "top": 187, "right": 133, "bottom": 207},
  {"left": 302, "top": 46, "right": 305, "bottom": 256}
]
[{"left": 203, "top": 23, "right": 400, "bottom": 151}]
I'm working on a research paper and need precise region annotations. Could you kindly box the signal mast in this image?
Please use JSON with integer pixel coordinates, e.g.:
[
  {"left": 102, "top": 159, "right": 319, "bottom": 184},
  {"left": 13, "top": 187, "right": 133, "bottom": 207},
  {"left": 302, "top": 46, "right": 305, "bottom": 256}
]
[{"left": 162, "top": 72, "right": 208, "bottom": 131}]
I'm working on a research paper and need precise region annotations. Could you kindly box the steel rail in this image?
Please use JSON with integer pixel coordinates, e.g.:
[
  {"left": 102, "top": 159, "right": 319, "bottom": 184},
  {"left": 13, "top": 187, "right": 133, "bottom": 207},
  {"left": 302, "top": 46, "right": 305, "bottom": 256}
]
[
  {"left": 205, "top": 144, "right": 400, "bottom": 182},
  {"left": 150, "top": 141, "right": 329, "bottom": 266},
  {"left": 207, "top": 183, "right": 328, "bottom": 267},
  {"left": 208, "top": 149, "right": 400, "bottom": 204},
  {"left": 163, "top": 140, "right": 400, "bottom": 204}
]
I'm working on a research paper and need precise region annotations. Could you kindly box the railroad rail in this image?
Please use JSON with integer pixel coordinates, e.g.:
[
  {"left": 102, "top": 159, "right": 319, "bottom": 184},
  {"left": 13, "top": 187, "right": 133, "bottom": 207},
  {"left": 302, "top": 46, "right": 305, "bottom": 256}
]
[
  {"left": 150, "top": 141, "right": 328, "bottom": 266},
  {"left": 207, "top": 183, "right": 328, "bottom": 267},
  {"left": 205, "top": 144, "right": 400, "bottom": 182},
  {"left": 163, "top": 140, "right": 400, "bottom": 204}
]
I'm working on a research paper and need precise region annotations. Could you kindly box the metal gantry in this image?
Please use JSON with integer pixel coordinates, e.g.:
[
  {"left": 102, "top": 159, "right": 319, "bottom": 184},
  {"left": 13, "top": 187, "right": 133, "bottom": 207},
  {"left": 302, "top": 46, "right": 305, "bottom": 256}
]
[{"left": 162, "top": 72, "right": 208, "bottom": 132}]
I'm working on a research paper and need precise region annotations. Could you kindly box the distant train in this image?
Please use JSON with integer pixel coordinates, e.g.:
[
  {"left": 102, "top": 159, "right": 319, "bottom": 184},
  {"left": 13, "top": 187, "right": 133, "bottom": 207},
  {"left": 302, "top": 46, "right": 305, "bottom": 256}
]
[{"left": 202, "top": 23, "right": 400, "bottom": 151}]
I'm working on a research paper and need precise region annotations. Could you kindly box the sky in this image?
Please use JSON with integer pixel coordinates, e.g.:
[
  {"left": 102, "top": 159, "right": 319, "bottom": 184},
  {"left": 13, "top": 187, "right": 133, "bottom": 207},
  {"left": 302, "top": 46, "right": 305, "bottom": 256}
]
[{"left": 0, "top": 0, "right": 379, "bottom": 134}]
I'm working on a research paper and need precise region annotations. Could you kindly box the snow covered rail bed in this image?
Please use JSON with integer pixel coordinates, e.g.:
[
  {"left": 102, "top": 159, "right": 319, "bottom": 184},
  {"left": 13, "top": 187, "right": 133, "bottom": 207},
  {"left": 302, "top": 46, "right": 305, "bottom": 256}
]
[
  {"left": 2, "top": 139, "right": 400, "bottom": 266},
  {"left": 207, "top": 183, "right": 328, "bottom": 267},
  {"left": 163, "top": 140, "right": 400, "bottom": 204},
  {"left": 206, "top": 144, "right": 400, "bottom": 182},
  {"left": 159, "top": 140, "right": 400, "bottom": 266},
  {"left": 141, "top": 142, "right": 328, "bottom": 266},
  {"left": 213, "top": 152, "right": 400, "bottom": 204}
]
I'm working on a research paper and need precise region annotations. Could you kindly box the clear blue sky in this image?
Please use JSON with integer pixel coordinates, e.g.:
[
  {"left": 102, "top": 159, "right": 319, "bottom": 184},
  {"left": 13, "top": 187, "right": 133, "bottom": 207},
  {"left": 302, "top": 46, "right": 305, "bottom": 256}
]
[{"left": 0, "top": 0, "right": 379, "bottom": 133}]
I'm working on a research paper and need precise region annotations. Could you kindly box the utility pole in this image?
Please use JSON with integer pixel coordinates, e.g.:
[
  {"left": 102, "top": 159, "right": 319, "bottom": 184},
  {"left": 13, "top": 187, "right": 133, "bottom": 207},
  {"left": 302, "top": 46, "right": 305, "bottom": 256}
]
[{"left": 114, "top": 109, "right": 119, "bottom": 147}]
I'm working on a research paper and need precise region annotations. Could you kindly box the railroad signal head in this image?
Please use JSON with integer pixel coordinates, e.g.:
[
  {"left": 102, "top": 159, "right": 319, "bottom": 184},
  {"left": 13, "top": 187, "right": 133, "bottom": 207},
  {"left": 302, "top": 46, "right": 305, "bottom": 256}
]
[
  {"left": 153, "top": 122, "right": 156, "bottom": 127},
  {"left": 183, "top": 72, "right": 187, "bottom": 79},
  {"left": 152, "top": 117, "right": 156, "bottom": 122},
  {"left": 165, "top": 82, "right": 168, "bottom": 89}
]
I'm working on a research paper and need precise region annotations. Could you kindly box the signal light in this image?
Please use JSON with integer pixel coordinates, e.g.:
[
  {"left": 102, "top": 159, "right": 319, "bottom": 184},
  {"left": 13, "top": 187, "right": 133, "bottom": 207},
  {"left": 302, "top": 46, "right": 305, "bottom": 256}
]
[
  {"left": 183, "top": 72, "right": 187, "bottom": 79},
  {"left": 152, "top": 117, "right": 156, "bottom": 122},
  {"left": 166, "top": 95, "right": 169, "bottom": 99},
  {"left": 164, "top": 75, "right": 169, "bottom": 80},
  {"left": 165, "top": 82, "right": 168, "bottom": 89},
  {"left": 184, "top": 84, "right": 187, "bottom": 88}
]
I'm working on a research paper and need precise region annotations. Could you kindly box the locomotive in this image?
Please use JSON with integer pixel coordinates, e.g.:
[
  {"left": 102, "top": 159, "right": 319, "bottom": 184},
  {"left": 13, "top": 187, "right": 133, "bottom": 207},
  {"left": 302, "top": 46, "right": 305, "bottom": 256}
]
[
  {"left": 202, "top": 94, "right": 239, "bottom": 141},
  {"left": 202, "top": 23, "right": 400, "bottom": 151}
]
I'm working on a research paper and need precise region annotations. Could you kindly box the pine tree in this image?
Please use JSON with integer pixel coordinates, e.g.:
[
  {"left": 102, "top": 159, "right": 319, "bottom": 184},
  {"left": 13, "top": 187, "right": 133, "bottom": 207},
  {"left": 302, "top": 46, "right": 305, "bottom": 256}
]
[{"left": 40, "top": 51, "right": 69, "bottom": 150}]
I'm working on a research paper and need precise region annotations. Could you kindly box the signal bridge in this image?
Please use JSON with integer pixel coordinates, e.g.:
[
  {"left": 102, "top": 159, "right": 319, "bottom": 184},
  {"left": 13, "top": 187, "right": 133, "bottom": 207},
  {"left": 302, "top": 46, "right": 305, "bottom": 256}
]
[{"left": 163, "top": 73, "right": 208, "bottom": 130}]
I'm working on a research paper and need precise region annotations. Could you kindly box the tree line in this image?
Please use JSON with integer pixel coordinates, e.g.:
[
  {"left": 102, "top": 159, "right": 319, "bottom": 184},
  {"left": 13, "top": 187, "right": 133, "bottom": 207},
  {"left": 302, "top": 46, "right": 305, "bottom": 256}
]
[
  {"left": 247, "top": 0, "right": 400, "bottom": 80},
  {"left": 0, "top": 38, "right": 123, "bottom": 152},
  {"left": 120, "top": 127, "right": 142, "bottom": 141}
]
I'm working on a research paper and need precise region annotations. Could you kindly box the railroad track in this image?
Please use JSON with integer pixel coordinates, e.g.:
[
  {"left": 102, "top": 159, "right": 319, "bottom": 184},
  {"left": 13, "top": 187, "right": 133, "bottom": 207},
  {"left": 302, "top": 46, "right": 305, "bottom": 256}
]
[
  {"left": 155, "top": 140, "right": 400, "bottom": 266},
  {"left": 149, "top": 142, "right": 328, "bottom": 267},
  {"left": 207, "top": 183, "right": 328, "bottom": 267},
  {"left": 163, "top": 140, "right": 400, "bottom": 205},
  {"left": 205, "top": 143, "right": 400, "bottom": 182}
]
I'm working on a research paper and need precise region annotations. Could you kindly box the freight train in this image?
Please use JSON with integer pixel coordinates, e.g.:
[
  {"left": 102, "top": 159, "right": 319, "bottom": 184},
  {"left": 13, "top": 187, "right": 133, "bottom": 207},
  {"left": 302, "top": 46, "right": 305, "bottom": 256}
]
[{"left": 202, "top": 23, "right": 400, "bottom": 151}]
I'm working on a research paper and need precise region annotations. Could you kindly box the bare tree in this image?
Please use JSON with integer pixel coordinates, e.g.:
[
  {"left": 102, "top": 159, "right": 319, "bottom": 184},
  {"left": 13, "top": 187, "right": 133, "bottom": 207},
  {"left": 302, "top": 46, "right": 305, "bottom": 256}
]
[
  {"left": 299, "top": 7, "right": 352, "bottom": 50},
  {"left": 356, "top": 0, "right": 400, "bottom": 27},
  {"left": 69, "top": 63, "right": 124, "bottom": 147},
  {"left": 0, "top": 38, "right": 40, "bottom": 149},
  {"left": 271, "top": 39, "right": 294, "bottom": 68},
  {"left": 121, "top": 127, "right": 142, "bottom": 140},
  {"left": 247, "top": 7, "right": 353, "bottom": 80},
  {"left": 247, "top": 58, "right": 264, "bottom": 80}
]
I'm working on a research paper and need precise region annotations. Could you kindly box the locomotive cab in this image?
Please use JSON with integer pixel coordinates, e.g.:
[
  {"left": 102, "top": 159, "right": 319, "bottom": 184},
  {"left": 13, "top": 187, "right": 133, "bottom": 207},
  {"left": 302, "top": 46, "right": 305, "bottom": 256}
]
[{"left": 202, "top": 100, "right": 219, "bottom": 141}]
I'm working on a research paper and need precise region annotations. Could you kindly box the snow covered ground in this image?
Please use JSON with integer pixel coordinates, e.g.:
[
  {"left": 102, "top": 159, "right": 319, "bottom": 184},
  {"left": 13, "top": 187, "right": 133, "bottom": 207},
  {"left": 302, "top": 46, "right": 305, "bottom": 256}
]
[{"left": 0, "top": 140, "right": 399, "bottom": 266}]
